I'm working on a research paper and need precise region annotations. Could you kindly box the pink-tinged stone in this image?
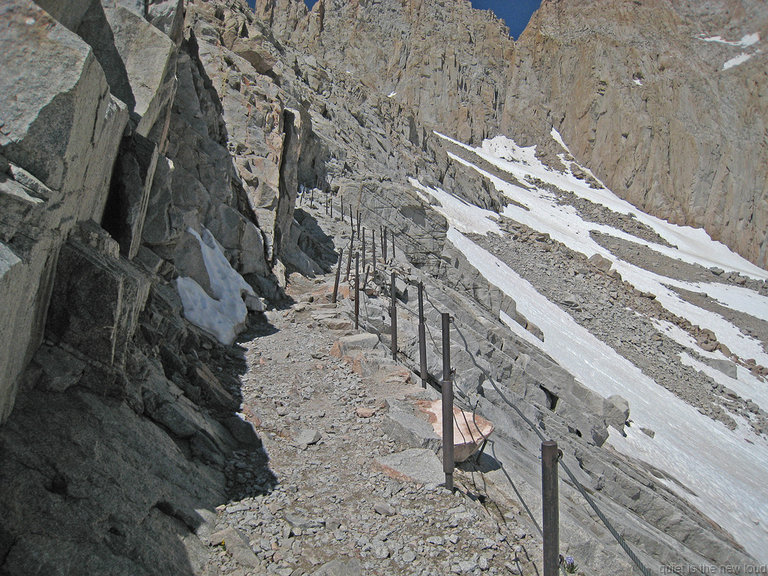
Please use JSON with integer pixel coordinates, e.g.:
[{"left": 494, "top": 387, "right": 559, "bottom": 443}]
[{"left": 416, "top": 399, "right": 494, "bottom": 463}]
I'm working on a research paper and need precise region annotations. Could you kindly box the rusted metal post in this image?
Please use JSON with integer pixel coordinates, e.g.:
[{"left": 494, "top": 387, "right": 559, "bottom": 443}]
[
  {"left": 362, "top": 227, "right": 367, "bottom": 271},
  {"left": 340, "top": 200, "right": 344, "bottom": 222},
  {"left": 390, "top": 272, "right": 398, "bottom": 361},
  {"left": 355, "top": 252, "right": 360, "bottom": 330},
  {"left": 310, "top": 188, "right": 314, "bottom": 208},
  {"left": 391, "top": 234, "right": 396, "bottom": 261},
  {"left": 418, "top": 281, "right": 427, "bottom": 388},
  {"left": 332, "top": 248, "right": 343, "bottom": 303},
  {"left": 542, "top": 440, "right": 560, "bottom": 576},
  {"left": 345, "top": 237, "right": 354, "bottom": 282},
  {"left": 330, "top": 196, "right": 333, "bottom": 218},
  {"left": 363, "top": 265, "right": 370, "bottom": 290},
  {"left": 382, "top": 227, "right": 388, "bottom": 261},
  {"left": 441, "top": 312, "right": 454, "bottom": 491}
]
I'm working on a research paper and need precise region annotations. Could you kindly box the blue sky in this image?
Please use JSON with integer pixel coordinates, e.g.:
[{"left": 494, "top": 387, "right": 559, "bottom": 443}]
[
  {"left": 301, "top": 0, "right": 541, "bottom": 39},
  {"left": 466, "top": 0, "right": 542, "bottom": 39}
]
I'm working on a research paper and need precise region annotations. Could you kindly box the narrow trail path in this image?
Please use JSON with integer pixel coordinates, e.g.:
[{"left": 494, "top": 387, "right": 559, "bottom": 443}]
[{"left": 200, "top": 272, "right": 542, "bottom": 576}]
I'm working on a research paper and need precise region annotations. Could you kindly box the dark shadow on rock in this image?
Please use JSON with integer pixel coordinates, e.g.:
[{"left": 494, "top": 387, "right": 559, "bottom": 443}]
[
  {"left": 458, "top": 451, "right": 502, "bottom": 474},
  {"left": 292, "top": 207, "right": 340, "bottom": 273},
  {"left": 0, "top": 270, "right": 279, "bottom": 575}
]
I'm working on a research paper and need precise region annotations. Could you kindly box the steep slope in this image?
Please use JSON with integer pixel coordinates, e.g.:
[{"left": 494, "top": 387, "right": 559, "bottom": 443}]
[
  {"left": 1, "top": 0, "right": 766, "bottom": 573},
  {"left": 256, "top": 0, "right": 768, "bottom": 269}
]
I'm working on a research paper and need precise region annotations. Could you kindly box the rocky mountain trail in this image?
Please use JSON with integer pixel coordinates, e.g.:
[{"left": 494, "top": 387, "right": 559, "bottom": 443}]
[
  {"left": 2, "top": 0, "right": 767, "bottom": 573},
  {"left": 199, "top": 256, "right": 545, "bottom": 576}
]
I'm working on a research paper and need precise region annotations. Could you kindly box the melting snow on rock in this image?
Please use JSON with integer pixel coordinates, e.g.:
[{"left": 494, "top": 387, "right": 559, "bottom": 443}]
[{"left": 176, "top": 227, "right": 255, "bottom": 345}]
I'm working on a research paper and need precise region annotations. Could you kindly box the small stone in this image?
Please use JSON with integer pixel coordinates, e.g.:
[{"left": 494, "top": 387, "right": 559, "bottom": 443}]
[
  {"left": 372, "top": 543, "right": 390, "bottom": 559},
  {"left": 402, "top": 550, "right": 417, "bottom": 563},
  {"left": 356, "top": 406, "right": 376, "bottom": 418},
  {"left": 374, "top": 502, "right": 396, "bottom": 516},
  {"left": 295, "top": 428, "right": 321, "bottom": 447}
]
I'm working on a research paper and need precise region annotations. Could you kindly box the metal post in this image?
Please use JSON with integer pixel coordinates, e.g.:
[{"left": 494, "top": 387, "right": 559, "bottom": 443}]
[
  {"left": 355, "top": 252, "right": 360, "bottom": 330},
  {"left": 345, "top": 237, "right": 354, "bottom": 282},
  {"left": 382, "top": 228, "right": 388, "bottom": 261},
  {"left": 330, "top": 196, "right": 333, "bottom": 218},
  {"left": 542, "top": 440, "right": 560, "bottom": 576},
  {"left": 441, "top": 312, "right": 454, "bottom": 491},
  {"left": 372, "top": 229, "right": 377, "bottom": 273},
  {"left": 391, "top": 235, "right": 396, "bottom": 261},
  {"left": 357, "top": 211, "right": 361, "bottom": 240},
  {"left": 362, "top": 227, "right": 366, "bottom": 272},
  {"left": 418, "top": 281, "right": 427, "bottom": 388},
  {"left": 341, "top": 200, "right": 344, "bottom": 222},
  {"left": 390, "top": 272, "right": 398, "bottom": 361},
  {"left": 310, "top": 188, "right": 314, "bottom": 208},
  {"left": 332, "top": 248, "right": 343, "bottom": 304}
]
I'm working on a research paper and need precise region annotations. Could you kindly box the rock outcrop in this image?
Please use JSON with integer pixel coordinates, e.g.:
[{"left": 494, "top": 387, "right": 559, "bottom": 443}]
[{"left": 0, "top": 0, "right": 325, "bottom": 571}]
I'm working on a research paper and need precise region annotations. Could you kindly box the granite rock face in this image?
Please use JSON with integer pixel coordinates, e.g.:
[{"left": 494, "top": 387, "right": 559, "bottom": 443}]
[
  {"left": 257, "top": 0, "right": 768, "bottom": 268},
  {"left": 0, "top": 0, "right": 313, "bottom": 570},
  {"left": 0, "top": 0, "right": 764, "bottom": 573}
]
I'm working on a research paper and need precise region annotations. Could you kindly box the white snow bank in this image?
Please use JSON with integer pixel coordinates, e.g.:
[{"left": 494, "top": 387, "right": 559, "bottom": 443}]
[
  {"left": 688, "top": 281, "right": 768, "bottom": 323},
  {"left": 723, "top": 52, "right": 754, "bottom": 70},
  {"left": 176, "top": 227, "right": 255, "bottom": 345},
  {"left": 438, "top": 130, "right": 768, "bottom": 280},
  {"left": 408, "top": 177, "right": 500, "bottom": 235},
  {"left": 700, "top": 33, "right": 760, "bottom": 48},
  {"left": 449, "top": 228, "right": 768, "bottom": 561}
]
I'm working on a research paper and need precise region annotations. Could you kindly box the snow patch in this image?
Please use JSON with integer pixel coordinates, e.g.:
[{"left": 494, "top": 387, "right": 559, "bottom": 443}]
[
  {"left": 550, "top": 126, "right": 570, "bottom": 154},
  {"left": 175, "top": 227, "right": 255, "bottom": 345},
  {"left": 409, "top": 177, "right": 500, "bottom": 235},
  {"left": 387, "top": 91, "right": 397, "bottom": 98},
  {"left": 633, "top": 77, "right": 644, "bottom": 86},
  {"left": 723, "top": 52, "right": 754, "bottom": 70},
  {"left": 700, "top": 32, "right": 760, "bottom": 48}
]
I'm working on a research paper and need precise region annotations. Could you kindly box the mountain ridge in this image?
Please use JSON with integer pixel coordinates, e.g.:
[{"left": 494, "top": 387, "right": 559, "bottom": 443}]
[{"left": 258, "top": 0, "right": 768, "bottom": 268}]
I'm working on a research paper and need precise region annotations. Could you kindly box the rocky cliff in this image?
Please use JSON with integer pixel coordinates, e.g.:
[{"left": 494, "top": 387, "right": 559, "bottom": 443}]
[
  {"left": 256, "top": 0, "right": 768, "bottom": 269},
  {"left": 0, "top": 0, "right": 765, "bottom": 574}
]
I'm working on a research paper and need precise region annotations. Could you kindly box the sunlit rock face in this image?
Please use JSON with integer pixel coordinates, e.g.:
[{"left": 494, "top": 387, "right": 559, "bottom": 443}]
[{"left": 257, "top": 0, "right": 768, "bottom": 269}]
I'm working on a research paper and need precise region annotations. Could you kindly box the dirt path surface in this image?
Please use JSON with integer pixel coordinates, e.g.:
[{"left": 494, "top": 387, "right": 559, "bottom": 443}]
[{"left": 200, "top": 274, "right": 542, "bottom": 576}]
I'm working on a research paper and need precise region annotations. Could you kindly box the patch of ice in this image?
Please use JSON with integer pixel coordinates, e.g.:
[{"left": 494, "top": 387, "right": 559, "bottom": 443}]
[
  {"left": 723, "top": 52, "right": 753, "bottom": 70},
  {"left": 387, "top": 91, "right": 397, "bottom": 98},
  {"left": 633, "top": 78, "right": 643, "bottom": 86},
  {"left": 550, "top": 126, "right": 570, "bottom": 153},
  {"left": 175, "top": 227, "right": 255, "bottom": 345}
]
